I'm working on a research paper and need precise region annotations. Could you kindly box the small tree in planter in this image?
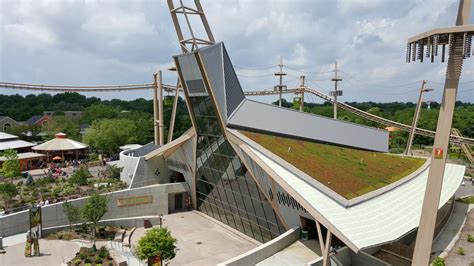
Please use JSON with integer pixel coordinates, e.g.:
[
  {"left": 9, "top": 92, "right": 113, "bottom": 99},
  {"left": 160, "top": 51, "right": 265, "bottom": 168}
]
[
  {"left": 81, "top": 192, "right": 107, "bottom": 250},
  {"left": 63, "top": 201, "right": 81, "bottom": 231},
  {"left": 135, "top": 227, "right": 177, "bottom": 266}
]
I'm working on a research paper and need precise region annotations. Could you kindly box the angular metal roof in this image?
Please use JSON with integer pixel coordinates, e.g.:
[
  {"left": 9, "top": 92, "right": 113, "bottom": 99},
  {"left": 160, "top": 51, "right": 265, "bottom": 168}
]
[
  {"left": 0, "top": 139, "right": 35, "bottom": 151},
  {"left": 228, "top": 99, "right": 389, "bottom": 152},
  {"left": 246, "top": 144, "right": 463, "bottom": 250}
]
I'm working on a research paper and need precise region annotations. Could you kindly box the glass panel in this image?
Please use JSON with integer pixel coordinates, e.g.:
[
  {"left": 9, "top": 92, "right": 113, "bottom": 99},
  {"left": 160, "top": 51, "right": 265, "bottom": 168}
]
[{"left": 188, "top": 93, "right": 284, "bottom": 243}]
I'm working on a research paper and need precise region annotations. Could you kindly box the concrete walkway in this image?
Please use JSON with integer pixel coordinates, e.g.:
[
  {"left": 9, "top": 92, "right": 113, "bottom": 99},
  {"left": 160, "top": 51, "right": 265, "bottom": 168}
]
[
  {"left": 257, "top": 239, "right": 321, "bottom": 266},
  {"left": 444, "top": 208, "right": 474, "bottom": 265},
  {"left": 0, "top": 239, "right": 79, "bottom": 266},
  {"left": 432, "top": 202, "right": 470, "bottom": 258}
]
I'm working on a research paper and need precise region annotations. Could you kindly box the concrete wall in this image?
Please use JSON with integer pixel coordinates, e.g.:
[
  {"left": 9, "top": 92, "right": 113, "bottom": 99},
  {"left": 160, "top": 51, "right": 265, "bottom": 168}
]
[
  {"left": 118, "top": 143, "right": 174, "bottom": 189},
  {"left": 0, "top": 183, "right": 189, "bottom": 238},
  {"left": 308, "top": 247, "right": 389, "bottom": 266},
  {"left": 118, "top": 149, "right": 140, "bottom": 185},
  {"left": 131, "top": 155, "right": 173, "bottom": 188},
  {"left": 218, "top": 227, "right": 300, "bottom": 266}
]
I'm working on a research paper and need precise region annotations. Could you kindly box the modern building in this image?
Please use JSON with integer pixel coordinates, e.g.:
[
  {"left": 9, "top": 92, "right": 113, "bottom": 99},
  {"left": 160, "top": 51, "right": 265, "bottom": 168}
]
[{"left": 120, "top": 43, "right": 464, "bottom": 264}]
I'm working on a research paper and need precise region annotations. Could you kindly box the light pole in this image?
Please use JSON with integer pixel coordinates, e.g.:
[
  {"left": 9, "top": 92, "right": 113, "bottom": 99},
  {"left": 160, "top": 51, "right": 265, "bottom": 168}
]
[
  {"left": 159, "top": 213, "right": 163, "bottom": 228},
  {"left": 405, "top": 80, "right": 433, "bottom": 156},
  {"left": 408, "top": 0, "right": 473, "bottom": 264}
]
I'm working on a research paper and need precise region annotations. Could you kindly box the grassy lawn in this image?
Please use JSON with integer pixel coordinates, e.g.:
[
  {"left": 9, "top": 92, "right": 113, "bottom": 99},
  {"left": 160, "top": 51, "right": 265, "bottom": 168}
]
[{"left": 241, "top": 131, "right": 426, "bottom": 199}]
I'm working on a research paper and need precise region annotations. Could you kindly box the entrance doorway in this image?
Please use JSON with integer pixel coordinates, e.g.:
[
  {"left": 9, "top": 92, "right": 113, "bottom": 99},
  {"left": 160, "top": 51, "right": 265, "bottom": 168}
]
[{"left": 175, "top": 193, "right": 183, "bottom": 210}]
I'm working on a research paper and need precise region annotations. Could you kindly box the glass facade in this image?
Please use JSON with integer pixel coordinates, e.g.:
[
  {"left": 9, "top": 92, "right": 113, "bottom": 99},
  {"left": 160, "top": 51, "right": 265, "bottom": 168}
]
[{"left": 188, "top": 91, "right": 285, "bottom": 243}]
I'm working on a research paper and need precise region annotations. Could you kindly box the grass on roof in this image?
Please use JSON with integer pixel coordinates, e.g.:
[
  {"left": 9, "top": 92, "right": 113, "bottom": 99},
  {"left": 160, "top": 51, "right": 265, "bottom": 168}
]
[{"left": 241, "top": 131, "right": 426, "bottom": 200}]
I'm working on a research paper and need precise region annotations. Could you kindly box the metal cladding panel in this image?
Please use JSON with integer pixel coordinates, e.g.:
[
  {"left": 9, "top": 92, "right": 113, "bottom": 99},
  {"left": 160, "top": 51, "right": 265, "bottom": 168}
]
[
  {"left": 199, "top": 43, "right": 227, "bottom": 119},
  {"left": 228, "top": 99, "right": 389, "bottom": 152},
  {"left": 222, "top": 46, "right": 246, "bottom": 117},
  {"left": 175, "top": 53, "right": 208, "bottom": 97},
  {"left": 249, "top": 145, "right": 464, "bottom": 250}
]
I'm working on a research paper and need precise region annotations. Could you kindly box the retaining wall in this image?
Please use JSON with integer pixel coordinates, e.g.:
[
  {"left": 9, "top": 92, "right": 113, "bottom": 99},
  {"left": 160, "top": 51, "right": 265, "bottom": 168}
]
[
  {"left": 0, "top": 183, "right": 188, "bottom": 237},
  {"left": 218, "top": 227, "right": 300, "bottom": 266}
]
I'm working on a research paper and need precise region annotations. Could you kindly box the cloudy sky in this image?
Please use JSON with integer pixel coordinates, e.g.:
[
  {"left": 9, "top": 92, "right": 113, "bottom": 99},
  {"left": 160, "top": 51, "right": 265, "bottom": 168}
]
[{"left": 0, "top": 0, "right": 473, "bottom": 103}]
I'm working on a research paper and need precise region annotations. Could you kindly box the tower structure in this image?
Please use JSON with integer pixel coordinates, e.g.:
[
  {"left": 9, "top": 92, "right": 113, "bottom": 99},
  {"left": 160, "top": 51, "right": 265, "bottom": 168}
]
[
  {"left": 330, "top": 61, "right": 343, "bottom": 119},
  {"left": 409, "top": 0, "right": 473, "bottom": 264},
  {"left": 274, "top": 56, "right": 287, "bottom": 107},
  {"left": 166, "top": 0, "right": 216, "bottom": 142}
]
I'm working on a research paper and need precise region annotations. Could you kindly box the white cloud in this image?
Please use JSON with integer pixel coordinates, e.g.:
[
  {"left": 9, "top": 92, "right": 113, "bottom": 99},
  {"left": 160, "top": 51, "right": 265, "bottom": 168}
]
[
  {"left": 3, "top": 23, "right": 58, "bottom": 51},
  {"left": 0, "top": 0, "right": 472, "bottom": 102}
]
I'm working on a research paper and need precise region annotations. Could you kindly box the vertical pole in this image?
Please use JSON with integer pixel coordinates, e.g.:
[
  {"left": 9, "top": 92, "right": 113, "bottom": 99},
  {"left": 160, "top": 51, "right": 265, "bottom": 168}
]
[
  {"left": 157, "top": 70, "right": 164, "bottom": 146},
  {"left": 323, "top": 231, "right": 333, "bottom": 266},
  {"left": 412, "top": 1, "right": 471, "bottom": 265},
  {"left": 300, "top": 76, "right": 305, "bottom": 112},
  {"left": 153, "top": 73, "right": 160, "bottom": 145},
  {"left": 405, "top": 80, "right": 427, "bottom": 155},
  {"left": 331, "top": 61, "right": 342, "bottom": 119},
  {"left": 278, "top": 56, "right": 283, "bottom": 107},
  {"left": 168, "top": 80, "right": 181, "bottom": 143}
]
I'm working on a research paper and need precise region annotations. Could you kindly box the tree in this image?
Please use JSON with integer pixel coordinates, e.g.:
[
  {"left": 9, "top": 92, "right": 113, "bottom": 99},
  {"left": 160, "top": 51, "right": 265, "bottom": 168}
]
[
  {"left": 62, "top": 201, "right": 81, "bottom": 231},
  {"left": 68, "top": 166, "right": 92, "bottom": 186},
  {"left": 105, "top": 164, "right": 123, "bottom": 180},
  {"left": 0, "top": 183, "right": 18, "bottom": 209},
  {"left": 0, "top": 149, "right": 21, "bottom": 183},
  {"left": 81, "top": 192, "right": 107, "bottom": 248},
  {"left": 83, "top": 118, "right": 139, "bottom": 155},
  {"left": 45, "top": 116, "right": 81, "bottom": 141},
  {"left": 82, "top": 104, "right": 119, "bottom": 124},
  {"left": 135, "top": 227, "right": 177, "bottom": 265}
]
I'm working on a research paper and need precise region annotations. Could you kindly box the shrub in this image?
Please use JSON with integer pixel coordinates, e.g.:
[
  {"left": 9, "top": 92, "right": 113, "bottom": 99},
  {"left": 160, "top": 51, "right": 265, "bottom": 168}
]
[
  {"left": 389, "top": 147, "right": 405, "bottom": 154},
  {"left": 25, "top": 174, "right": 34, "bottom": 186},
  {"left": 84, "top": 257, "right": 92, "bottom": 263},
  {"left": 432, "top": 257, "right": 445, "bottom": 266},
  {"left": 17, "top": 181, "right": 24, "bottom": 186},
  {"left": 468, "top": 234, "right": 474, "bottom": 243},
  {"left": 98, "top": 246, "right": 109, "bottom": 258},
  {"left": 89, "top": 152, "right": 99, "bottom": 161},
  {"left": 458, "top": 247, "right": 466, "bottom": 255},
  {"left": 105, "top": 165, "right": 123, "bottom": 180},
  {"left": 135, "top": 227, "right": 177, "bottom": 262},
  {"left": 69, "top": 166, "right": 92, "bottom": 186},
  {"left": 73, "top": 258, "right": 82, "bottom": 265}
]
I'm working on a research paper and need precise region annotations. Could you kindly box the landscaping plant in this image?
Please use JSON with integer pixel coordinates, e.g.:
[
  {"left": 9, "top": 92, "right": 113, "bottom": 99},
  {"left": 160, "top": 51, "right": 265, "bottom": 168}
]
[
  {"left": 81, "top": 192, "right": 108, "bottom": 249},
  {"left": 135, "top": 227, "right": 177, "bottom": 266}
]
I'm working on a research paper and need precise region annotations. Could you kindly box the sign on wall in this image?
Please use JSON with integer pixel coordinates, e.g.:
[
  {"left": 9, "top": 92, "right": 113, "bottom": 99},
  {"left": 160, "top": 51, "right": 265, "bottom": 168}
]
[{"left": 117, "top": 195, "right": 153, "bottom": 207}]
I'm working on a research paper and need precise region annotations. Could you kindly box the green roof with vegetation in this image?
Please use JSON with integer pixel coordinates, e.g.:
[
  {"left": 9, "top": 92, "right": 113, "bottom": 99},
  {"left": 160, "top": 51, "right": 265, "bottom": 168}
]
[{"left": 241, "top": 131, "right": 426, "bottom": 199}]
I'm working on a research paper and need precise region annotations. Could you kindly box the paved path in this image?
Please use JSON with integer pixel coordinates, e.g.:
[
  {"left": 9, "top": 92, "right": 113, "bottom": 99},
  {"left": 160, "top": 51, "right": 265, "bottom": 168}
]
[
  {"left": 129, "top": 211, "right": 258, "bottom": 265},
  {"left": 444, "top": 208, "right": 474, "bottom": 265},
  {"left": 0, "top": 239, "right": 79, "bottom": 266},
  {"left": 432, "top": 202, "right": 470, "bottom": 258}
]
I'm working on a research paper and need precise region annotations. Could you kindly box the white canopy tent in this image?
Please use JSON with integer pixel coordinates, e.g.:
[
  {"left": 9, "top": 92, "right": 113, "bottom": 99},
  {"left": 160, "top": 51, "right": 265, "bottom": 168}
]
[{"left": 32, "top": 133, "right": 88, "bottom": 162}]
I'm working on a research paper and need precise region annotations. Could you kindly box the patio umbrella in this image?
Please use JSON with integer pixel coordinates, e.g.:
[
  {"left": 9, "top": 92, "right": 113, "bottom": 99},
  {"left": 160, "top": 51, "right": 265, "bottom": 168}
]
[{"left": 52, "top": 156, "right": 62, "bottom": 161}]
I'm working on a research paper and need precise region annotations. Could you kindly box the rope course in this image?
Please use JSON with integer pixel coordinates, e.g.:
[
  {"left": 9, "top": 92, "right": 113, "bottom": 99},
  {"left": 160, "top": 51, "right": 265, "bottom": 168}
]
[{"left": 0, "top": 81, "right": 472, "bottom": 145}]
